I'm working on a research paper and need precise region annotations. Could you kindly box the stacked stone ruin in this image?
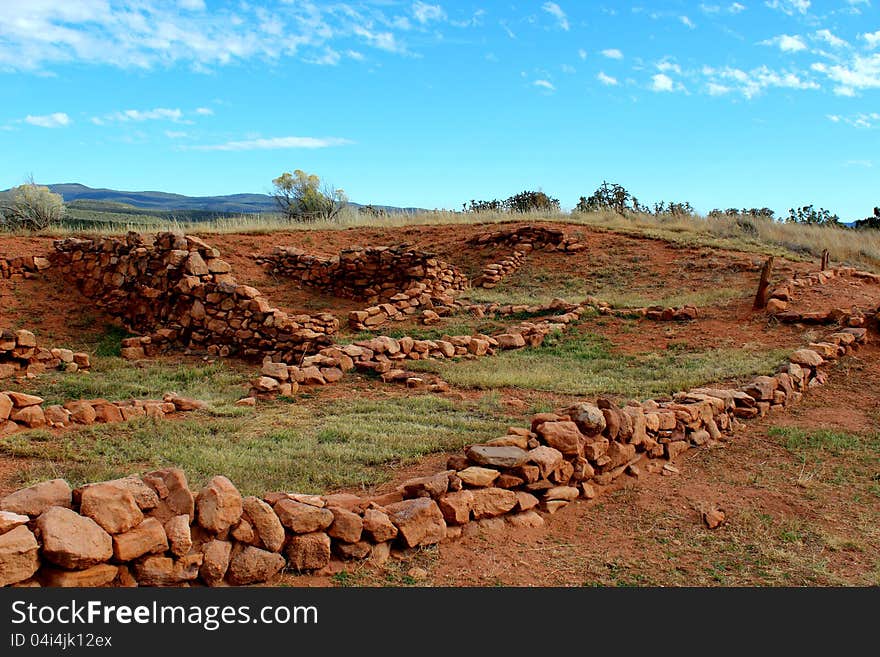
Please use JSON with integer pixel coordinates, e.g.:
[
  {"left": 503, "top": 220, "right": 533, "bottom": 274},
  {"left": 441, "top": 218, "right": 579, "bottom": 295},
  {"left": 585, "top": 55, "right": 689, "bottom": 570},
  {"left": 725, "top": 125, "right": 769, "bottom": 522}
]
[
  {"left": 468, "top": 226, "right": 586, "bottom": 289},
  {"left": 766, "top": 266, "right": 880, "bottom": 324},
  {"left": 0, "top": 323, "right": 868, "bottom": 587},
  {"left": 254, "top": 245, "right": 469, "bottom": 332},
  {"left": 50, "top": 233, "right": 338, "bottom": 362},
  {"left": 250, "top": 302, "right": 585, "bottom": 396},
  {"left": 0, "top": 329, "right": 91, "bottom": 380},
  {"left": 0, "top": 392, "right": 204, "bottom": 436},
  {"left": 0, "top": 255, "right": 50, "bottom": 279},
  {"left": 467, "top": 225, "right": 586, "bottom": 253},
  {"left": 473, "top": 250, "right": 530, "bottom": 288}
]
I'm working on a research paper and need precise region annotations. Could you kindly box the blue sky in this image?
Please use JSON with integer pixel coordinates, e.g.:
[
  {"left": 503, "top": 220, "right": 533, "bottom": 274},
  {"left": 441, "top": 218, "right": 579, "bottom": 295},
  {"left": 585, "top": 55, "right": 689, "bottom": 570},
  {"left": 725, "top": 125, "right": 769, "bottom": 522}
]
[{"left": 1, "top": 0, "right": 878, "bottom": 219}]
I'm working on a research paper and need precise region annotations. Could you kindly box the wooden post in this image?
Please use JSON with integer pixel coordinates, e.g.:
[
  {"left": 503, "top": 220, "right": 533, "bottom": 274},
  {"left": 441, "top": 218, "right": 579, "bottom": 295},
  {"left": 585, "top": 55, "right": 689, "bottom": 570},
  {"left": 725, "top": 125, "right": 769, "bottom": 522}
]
[
  {"left": 753, "top": 256, "right": 774, "bottom": 310},
  {"left": 821, "top": 249, "right": 829, "bottom": 271}
]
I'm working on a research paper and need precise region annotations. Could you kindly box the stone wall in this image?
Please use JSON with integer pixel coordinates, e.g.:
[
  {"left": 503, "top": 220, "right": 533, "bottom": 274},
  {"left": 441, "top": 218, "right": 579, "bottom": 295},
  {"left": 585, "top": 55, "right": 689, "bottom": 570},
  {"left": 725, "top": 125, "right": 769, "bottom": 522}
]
[
  {"left": 0, "top": 329, "right": 91, "bottom": 380},
  {"left": 251, "top": 302, "right": 585, "bottom": 396},
  {"left": 0, "top": 392, "right": 203, "bottom": 436},
  {"left": 473, "top": 250, "right": 529, "bottom": 288},
  {"left": 256, "top": 245, "right": 469, "bottom": 332},
  {"left": 0, "top": 324, "right": 867, "bottom": 587},
  {"left": 0, "top": 255, "right": 50, "bottom": 280},
  {"left": 257, "top": 245, "right": 469, "bottom": 304},
  {"left": 468, "top": 225, "right": 586, "bottom": 252},
  {"left": 767, "top": 266, "right": 879, "bottom": 322},
  {"left": 51, "top": 233, "right": 338, "bottom": 362}
]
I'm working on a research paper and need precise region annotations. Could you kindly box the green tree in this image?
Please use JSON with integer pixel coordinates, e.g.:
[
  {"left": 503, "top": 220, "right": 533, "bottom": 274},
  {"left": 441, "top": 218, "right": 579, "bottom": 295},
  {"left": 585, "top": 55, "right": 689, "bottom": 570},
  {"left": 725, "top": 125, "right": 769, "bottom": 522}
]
[
  {"left": 0, "top": 177, "right": 66, "bottom": 231},
  {"left": 854, "top": 207, "right": 880, "bottom": 230},
  {"left": 575, "top": 181, "right": 638, "bottom": 215},
  {"left": 505, "top": 190, "right": 560, "bottom": 213},
  {"left": 785, "top": 205, "right": 841, "bottom": 226},
  {"left": 271, "top": 169, "right": 348, "bottom": 222}
]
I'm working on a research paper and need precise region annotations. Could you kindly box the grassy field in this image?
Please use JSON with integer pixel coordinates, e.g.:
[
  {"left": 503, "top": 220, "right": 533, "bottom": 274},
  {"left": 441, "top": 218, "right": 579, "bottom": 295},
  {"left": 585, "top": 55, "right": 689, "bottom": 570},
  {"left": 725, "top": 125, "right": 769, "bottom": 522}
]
[
  {"left": 460, "top": 264, "right": 748, "bottom": 308},
  {"left": 0, "top": 357, "right": 514, "bottom": 495},
  {"left": 410, "top": 328, "right": 790, "bottom": 398}
]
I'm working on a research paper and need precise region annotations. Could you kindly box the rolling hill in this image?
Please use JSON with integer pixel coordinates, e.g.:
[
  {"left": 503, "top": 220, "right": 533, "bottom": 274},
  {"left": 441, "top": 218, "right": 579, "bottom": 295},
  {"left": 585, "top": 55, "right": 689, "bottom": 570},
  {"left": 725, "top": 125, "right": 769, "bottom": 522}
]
[{"left": 33, "top": 183, "right": 420, "bottom": 215}]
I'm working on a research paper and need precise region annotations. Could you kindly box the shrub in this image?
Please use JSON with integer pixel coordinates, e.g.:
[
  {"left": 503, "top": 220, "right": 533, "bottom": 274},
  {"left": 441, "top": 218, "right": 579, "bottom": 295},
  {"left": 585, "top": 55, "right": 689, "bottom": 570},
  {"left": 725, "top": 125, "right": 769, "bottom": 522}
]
[
  {"left": 854, "top": 207, "right": 880, "bottom": 231},
  {"left": 652, "top": 201, "right": 694, "bottom": 217},
  {"left": 505, "top": 190, "right": 560, "bottom": 213},
  {"left": 271, "top": 169, "right": 347, "bottom": 222},
  {"left": 575, "top": 181, "right": 641, "bottom": 215},
  {"left": 785, "top": 205, "right": 841, "bottom": 226},
  {"left": 462, "top": 190, "right": 560, "bottom": 214},
  {"left": 0, "top": 179, "right": 66, "bottom": 231}
]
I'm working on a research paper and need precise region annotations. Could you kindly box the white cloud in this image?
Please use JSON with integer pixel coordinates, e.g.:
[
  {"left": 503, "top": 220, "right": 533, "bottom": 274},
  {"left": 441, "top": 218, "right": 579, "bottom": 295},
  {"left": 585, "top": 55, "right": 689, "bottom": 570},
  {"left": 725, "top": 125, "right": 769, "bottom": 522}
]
[
  {"left": 165, "top": 130, "right": 188, "bottom": 138},
  {"left": 813, "top": 29, "right": 848, "bottom": 49},
  {"left": 601, "top": 48, "right": 623, "bottom": 59},
  {"left": 765, "top": 0, "right": 810, "bottom": 15},
  {"left": 680, "top": 16, "right": 696, "bottom": 29},
  {"left": 863, "top": 31, "right": 880, "bottom": 49},
  {"left": 597, "top": 71, "right": 618, "bottom": 85},
  {"left": 412, "top": 2, "right": 446, "bottom": 25},
  {"left": 700, "top": 2, "right": 747, "bottom": 13},
  {"left": 812, "top": 54, "right": 880, "bottom": 93},
  {"left": 651, "top": 73, "right": 675, "bottom": 91},
  {"left": 561, "top": 64, "right": 576, "bottom": 74},
  {"left": 578, "top": 48, "right": 587, "bottom": 60},
  {"left": 23, "top": 112, "right": 70, "bottom": 128},
  {"left": 189, "top": 136, "right": 354, "bottom": 151},
  {"left": 541, "top": 2, "right": 570, "bottom": 31},
  {"left": 703, "top": 64, "right": 820, "bottom": 98},
  {"left": 827, "top": 112, "right": 880, "bottom": 128},
  {"left": 194, "top": 107, "right": 214, "bottom": 116},
  {"left": 533, "top": 79, "right": 556, "bottom": 91},
  {"left": 0, "top": 2, "right": 421, "bottom": 72},
  {"left": 762, "top": 34, "right": 808, "bottom": 53},
  {"left": 305, "top": 49, "right": 341, "bottom": 66},
  {"left": 98, "top": 108, "right": 185, "bottom": 123},
  {"left": 353, "top": 26, "right": 405, "bottom": 53},
  {"left": 707, "top": 82, "right": 732, "bottom": 95},
  {"left": 657, "top": 60, "right": 682, "bottom": 74},
  {"left": 346, "top": 50, "right": 365, "bottom": 61}
]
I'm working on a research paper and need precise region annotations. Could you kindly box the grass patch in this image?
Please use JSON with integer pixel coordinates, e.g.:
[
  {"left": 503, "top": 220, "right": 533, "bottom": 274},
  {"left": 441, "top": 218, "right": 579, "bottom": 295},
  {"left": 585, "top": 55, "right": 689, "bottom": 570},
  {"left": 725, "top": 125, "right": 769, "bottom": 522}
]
[
  {"left": 768, "top": 427, "right": 867, "bottom": 457},
  {"left": 16, "top": 357, "right": 251, "bottom": 409},
  {"left": 462, "top": 268, "right": 592, "bottom": 306},
  {"left": 408, "top": 329, "right": 790, "bottom": 397},
  {"left": 0, "top": 394, "right": 512, "bottom": 495},
  {"left": 93, "top": 324, "right": 135, "bottom": 358},
  {"left": 767, "top": 426, "right": 880, "bottom": 493},
  {"left": 600, "top": 286, "right": 746, "bottom": 309}
]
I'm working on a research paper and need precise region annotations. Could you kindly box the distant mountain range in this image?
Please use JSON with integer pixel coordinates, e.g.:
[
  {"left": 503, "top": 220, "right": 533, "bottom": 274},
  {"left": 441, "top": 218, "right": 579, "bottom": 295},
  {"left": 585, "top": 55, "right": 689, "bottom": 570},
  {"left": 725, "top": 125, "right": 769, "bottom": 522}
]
[{"left": 25, "top": 183, "right": 421, "bottom": 215}]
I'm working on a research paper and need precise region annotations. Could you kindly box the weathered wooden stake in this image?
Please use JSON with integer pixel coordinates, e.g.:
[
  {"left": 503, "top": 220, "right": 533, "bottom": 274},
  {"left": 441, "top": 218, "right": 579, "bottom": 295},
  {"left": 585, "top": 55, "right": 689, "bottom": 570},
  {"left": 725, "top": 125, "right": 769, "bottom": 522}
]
[
  {"left": 753, "top": 256, "right": 774, "bottom": 310},
  {"left": 821, "top": 249, "right": 829, "bottom": 271}
]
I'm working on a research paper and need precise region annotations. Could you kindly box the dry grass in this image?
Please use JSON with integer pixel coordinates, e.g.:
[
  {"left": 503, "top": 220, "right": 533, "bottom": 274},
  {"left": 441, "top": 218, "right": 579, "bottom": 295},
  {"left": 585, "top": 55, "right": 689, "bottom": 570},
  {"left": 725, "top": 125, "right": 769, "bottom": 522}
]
[{"left": 22, "top": 207, "right": 879, "bottom": 272}]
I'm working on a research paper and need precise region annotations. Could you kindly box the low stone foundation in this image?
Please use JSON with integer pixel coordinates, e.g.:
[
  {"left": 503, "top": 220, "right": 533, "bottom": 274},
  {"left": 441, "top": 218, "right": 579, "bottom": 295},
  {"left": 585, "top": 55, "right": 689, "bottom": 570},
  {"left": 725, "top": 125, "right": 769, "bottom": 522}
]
[
  {"left": 767, "top": 265, "right": 879, "bottom": 321},
  {"left": 0, "top": 255, "right": 51, "bottom": 280},
  {"left": 0, "top": 329, "right": 91, "bottom": 380},
  {"left": 467, "top": 225, "right": 586, "bottom": 252},
  {"left": 0, "top": 391, "right": 203, "bottom": 436}
]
